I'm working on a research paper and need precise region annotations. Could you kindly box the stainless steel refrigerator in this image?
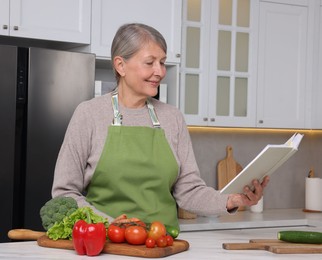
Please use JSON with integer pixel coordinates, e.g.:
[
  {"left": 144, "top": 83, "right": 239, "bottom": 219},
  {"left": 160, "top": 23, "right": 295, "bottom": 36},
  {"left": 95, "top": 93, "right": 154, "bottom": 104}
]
[{"left": 0, "top": 45, "right": 95, "bottom": 242}]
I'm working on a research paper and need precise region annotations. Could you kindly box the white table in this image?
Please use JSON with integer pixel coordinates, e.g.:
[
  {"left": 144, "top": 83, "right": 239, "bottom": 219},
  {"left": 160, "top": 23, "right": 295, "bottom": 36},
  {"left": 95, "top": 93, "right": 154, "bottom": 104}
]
[
  {"left": 179, "top": 208, "right": 322, "bottom": 231},
  {"left": 1, "top": 209, "right": 322, "bottom": 259}
]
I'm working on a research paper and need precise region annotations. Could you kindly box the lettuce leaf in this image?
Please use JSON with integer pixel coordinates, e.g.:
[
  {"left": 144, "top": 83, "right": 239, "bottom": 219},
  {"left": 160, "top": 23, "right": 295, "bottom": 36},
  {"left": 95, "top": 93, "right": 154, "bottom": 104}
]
[{"left": 47, "top": 207, "right": 109, "bottom": 240}]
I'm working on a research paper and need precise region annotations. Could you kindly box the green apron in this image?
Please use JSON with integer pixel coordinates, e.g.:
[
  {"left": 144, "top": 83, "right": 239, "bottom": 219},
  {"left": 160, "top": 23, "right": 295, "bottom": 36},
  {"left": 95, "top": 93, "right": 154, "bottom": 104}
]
[{"left": 86, "top": 91, "right": 180, "bottom": 229}]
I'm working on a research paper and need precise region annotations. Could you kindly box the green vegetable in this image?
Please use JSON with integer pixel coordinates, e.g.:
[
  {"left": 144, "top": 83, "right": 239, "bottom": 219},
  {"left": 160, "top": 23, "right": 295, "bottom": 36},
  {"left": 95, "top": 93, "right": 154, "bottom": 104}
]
[
  {"left": 165, "top": 225, "right": 180, "bottom": 239},
  {"left": 40, "top": 196, "right": 78, "bottom": 230},
  {"left": 278, "top": 230, "right": 322, "bottom": 244},
  {"left": 47, "top": 206, "right": 109, "bottom": 240}
]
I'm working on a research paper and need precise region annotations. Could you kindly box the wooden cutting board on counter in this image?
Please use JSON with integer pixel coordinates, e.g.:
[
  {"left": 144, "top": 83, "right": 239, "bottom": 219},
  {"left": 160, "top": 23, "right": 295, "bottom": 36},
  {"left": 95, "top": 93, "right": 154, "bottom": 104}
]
[
  {"left": 37, "top": 236, "right": 189, "bottom": 258},
  {"left": 8, "top": 229, "right": 189, "bottom": 258},
  {"left": 217, "top": 145, "right": 243, "bottom": 190},
  {"left": 217, "top": 146, "right": 245, "bottom": 210},
  {"left": 223, "top": 239, "right": 322, "bottom": 254}
]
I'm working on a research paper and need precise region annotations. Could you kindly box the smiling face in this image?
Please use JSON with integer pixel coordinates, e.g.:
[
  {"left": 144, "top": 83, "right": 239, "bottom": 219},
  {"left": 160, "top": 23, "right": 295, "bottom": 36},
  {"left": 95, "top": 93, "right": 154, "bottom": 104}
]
[{"left": 114, "top": 40, "right": 167, "bottom": 107}]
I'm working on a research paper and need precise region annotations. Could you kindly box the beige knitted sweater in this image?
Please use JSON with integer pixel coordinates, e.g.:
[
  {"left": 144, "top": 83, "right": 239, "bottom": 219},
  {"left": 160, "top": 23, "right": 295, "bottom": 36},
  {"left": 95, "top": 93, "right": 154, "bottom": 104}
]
[{"left": 52, "top": 92, "right": 230, "bottom": 222}]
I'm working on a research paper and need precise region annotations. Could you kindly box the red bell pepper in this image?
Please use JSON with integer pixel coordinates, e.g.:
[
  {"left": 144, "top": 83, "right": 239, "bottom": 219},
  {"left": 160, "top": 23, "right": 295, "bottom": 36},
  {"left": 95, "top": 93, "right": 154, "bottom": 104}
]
[{"left": 72, "top": 219, "right": 106, "bottom": 256}]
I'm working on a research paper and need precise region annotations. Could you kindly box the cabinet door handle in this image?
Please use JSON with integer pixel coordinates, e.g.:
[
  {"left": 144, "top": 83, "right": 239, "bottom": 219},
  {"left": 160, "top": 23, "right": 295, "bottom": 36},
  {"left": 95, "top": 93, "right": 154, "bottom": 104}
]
[
  {"left": 13, "top": 26, "right": 19, "bottom": 30},
  {"left": 2, "top": 25, "right": 8, "bottom": 30},
  {"left": 176, "top": 53, "right": 181, "bottom": 58},
  {"left": 258, "top": 120, "right": 264, "bottom": 124},
  {"left": 203, "top": 117, "right": 208, "bottom": 121},
  {"left": 210, "top": 118, "right": 215, "bottom": 122}
]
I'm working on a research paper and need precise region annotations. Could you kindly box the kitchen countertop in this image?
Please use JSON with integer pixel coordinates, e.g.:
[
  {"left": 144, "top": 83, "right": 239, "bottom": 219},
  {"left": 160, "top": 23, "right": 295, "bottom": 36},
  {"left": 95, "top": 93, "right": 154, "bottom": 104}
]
[
  {"left": 1, "top": 209, "right": 322, "bottom": 259},
  {"left": 179, "top": 208, "right": 322, "bottom": 231}
]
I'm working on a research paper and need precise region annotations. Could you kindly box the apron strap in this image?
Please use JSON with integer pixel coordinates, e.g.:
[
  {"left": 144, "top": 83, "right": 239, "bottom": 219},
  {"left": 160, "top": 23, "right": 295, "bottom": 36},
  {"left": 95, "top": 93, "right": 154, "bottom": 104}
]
[
  {"left": 111, "top": 90, "right": 161, "bottom": 128},
  {"left": 146, "top": 98, "right": 161, "bottom": 128},
  {"left": 111, "top": 89, "right": 122, "bottom": 126}
]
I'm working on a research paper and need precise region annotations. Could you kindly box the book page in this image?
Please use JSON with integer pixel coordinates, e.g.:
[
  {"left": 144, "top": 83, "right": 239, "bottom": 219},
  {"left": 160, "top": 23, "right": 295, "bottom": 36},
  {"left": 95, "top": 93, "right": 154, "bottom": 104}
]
[{"left": 220, "top": 133, "right": 303, "bottom": 195}]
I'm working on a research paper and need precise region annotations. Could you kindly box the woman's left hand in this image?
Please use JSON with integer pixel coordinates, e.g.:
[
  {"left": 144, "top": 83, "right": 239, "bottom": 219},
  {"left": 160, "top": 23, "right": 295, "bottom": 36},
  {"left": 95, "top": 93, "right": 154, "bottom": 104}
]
[{"left": 226, "top": 175, "right": 270, "bottom": 210}]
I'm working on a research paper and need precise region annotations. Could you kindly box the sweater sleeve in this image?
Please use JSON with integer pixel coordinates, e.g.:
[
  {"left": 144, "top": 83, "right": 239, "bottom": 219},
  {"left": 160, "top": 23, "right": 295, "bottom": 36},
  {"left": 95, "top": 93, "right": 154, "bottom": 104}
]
[
  {"left": 51, "top": 101, "right": 114, "bottom": 222},
  {"left": 171, "top": 111, "right": 230, "bottom": 216}
]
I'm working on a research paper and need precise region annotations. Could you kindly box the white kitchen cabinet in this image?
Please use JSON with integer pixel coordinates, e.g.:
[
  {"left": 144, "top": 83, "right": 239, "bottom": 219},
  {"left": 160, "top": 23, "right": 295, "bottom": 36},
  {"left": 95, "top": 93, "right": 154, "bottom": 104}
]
[
  {"left": 0, "top": 0, "right": 9, "bottom": 36},
  {"left": 91, "top": 0, "right": 182, "bottom": 63},
  {"left": 317, "top": 1, "right": 322, "bottom": 129},
  {"left": 311, "top": 1, "right": 322, "bottom": 129},
  {"left": 0, "top": 0, "right": 91, "bottom": 44},
  {"left": 256, "top": 1, "right": 309, "bottom": 128},
  {"left": 181, "top": 0, "right": 321, "bottom": 129},
  {"left": 180, "top": 0, "right": 257, "bottom": 127}
]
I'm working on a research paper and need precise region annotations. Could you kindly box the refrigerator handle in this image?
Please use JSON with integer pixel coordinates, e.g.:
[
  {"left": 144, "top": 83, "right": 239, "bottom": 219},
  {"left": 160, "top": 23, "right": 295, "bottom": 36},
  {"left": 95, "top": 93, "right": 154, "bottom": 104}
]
[{"left": 16, "top": 48, "right": 28, "bottom": 104}]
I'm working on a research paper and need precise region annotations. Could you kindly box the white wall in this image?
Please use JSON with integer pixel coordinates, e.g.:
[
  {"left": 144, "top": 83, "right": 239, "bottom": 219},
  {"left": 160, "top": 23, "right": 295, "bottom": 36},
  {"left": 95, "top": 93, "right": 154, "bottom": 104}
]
[{"left": 189, "top": 129, "right": 322, "bottom": 209}]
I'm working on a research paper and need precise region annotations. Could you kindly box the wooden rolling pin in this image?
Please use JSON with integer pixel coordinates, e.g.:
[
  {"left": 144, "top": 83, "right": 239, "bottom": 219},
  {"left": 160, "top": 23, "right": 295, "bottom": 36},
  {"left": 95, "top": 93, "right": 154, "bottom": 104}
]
[{"left": 8, "top": 229, "right": 46, "bottom": 241}]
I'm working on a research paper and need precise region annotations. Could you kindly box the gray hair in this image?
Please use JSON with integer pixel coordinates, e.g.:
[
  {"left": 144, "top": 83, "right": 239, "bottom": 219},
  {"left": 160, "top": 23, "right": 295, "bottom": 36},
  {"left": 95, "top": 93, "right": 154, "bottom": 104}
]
[{"left": 111, "top": 23, "right": 167, "bottom": 83}]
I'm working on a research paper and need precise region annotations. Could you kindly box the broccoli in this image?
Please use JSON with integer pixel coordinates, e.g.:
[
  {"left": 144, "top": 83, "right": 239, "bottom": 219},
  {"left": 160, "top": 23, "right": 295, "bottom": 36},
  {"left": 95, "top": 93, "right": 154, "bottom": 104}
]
[{"left": 39, "top": 196, "right": 78, "bottom": 231}]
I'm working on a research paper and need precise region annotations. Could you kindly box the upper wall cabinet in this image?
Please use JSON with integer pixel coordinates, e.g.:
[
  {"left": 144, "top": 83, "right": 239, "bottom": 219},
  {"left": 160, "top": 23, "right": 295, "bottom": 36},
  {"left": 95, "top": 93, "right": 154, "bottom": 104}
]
[
  {"left": 180, "top": 0, "right": 257, "bottom": 127},
  {"left": 0, "top": 0, "right": 91, "bottom": 44},
  {"left": 311, "top": 0, "right": 322, "bottom": 129},
  {"left": 256, "top": 0, "right": 309, "bottom": 128},
  {"left": 0, "top": 0, "right": 10, "bottom": 35},
  {"left": 91, "top": 0, "right": 182, "bottom": 63},
  {"left": 181, "top": 0, "right": 319, "bottom": 129}
]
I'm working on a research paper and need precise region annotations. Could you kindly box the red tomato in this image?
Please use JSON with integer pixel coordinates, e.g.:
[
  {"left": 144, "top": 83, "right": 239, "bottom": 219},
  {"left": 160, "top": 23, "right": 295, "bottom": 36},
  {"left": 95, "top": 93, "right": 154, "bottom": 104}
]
[
  {"left": 125, "top": 226, "right": 148, "bottom": 245},
  {"left": 107, "top": 224, "right": 125, "bottom": 243},
  {"left": 145, "top": 237, "right": 156, "bottom": 248},
  {"left": 165, "top": 235, "right": 174, "bottom": 246},
  {"left": 148, "top": 221, "right": 167, "bottom": 241},
  {"left": 156, "top": 235, "right": 168, "bottom": 247}
]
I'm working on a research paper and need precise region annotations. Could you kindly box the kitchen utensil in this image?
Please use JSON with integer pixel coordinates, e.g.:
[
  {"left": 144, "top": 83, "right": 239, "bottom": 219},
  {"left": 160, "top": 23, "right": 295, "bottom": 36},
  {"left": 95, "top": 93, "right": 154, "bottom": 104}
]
[
  {"left": 8, "top": 229, "right": 46, "bottom": 240},
  {"left": 38, "top": 235, "right": 189, "bottom": 257},
  {"left": 223, "top": 239, "right": 322, "bottom": 254},
  {"left": 8, "top": 229, "right": 189, "bottom": 258},
  {"left": 217, "top": 145, "right": 245, "bottom": 210},
  {"left": 217, "top": 145, "right": 243, "bottom": 190}
]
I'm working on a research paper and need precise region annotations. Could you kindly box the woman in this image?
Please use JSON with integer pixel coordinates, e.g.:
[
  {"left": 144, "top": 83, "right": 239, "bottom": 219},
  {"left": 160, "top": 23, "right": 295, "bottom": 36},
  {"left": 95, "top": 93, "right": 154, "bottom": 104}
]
[{"left": 52, "top": 23, "right": 269, "bottom": 229}]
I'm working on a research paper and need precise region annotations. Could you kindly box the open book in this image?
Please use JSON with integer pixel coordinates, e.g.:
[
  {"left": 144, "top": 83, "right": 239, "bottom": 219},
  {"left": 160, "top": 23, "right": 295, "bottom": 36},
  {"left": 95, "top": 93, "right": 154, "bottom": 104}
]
[{"left": 220, "top": 133, "right": 304, "bottom": 194}]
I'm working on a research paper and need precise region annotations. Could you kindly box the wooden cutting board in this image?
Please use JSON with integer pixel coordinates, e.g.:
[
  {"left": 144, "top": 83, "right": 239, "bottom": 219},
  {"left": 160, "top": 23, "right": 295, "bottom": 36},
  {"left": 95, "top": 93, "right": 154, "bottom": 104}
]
[
  {"left": 37, "top": 235, "right": 189, "bottom": 258},
  {"left": 217, "top": 146, "right": 245, "bottom": 210},
  {"left": 217, "top": 145, "right": 243, "bottom": 190},
  {"left": 223, "top": 239, "right": 322, "bottom": 254},
  {"left": 8, "top": 229, "right": 189, "bottom": 258}
]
